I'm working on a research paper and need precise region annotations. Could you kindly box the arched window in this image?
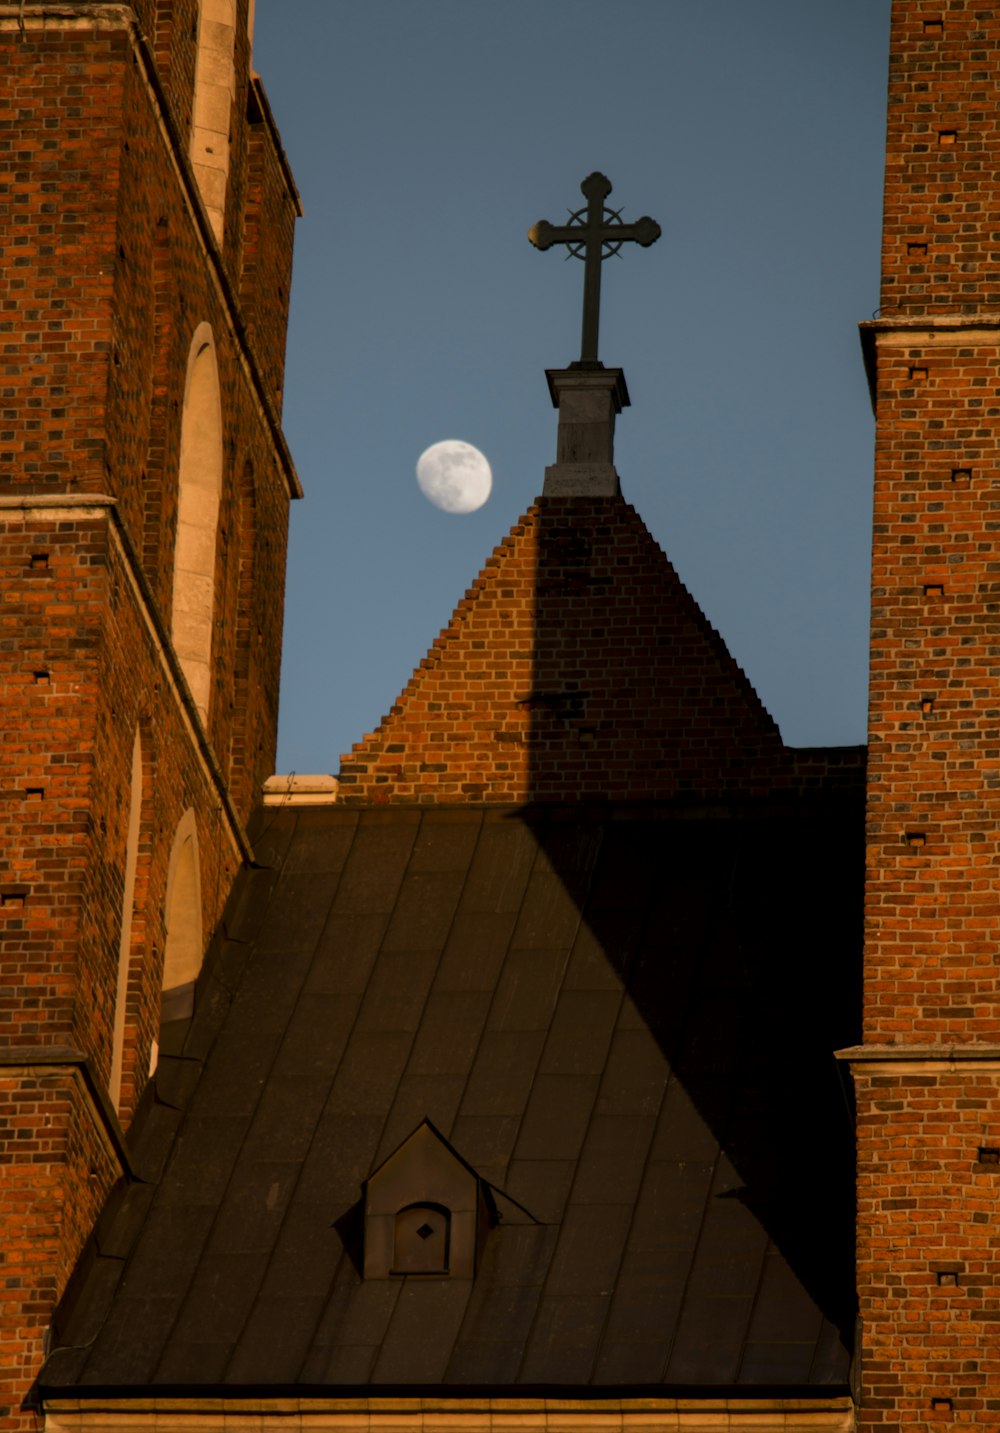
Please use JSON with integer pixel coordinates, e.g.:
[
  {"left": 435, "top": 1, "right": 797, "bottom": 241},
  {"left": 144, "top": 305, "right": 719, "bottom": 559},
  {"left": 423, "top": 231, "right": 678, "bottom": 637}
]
[
  {"left": 191, "top": 0, "right": 238, "bottom": 242},
  {"left": 172, "top": 324, "right": 222, "bottom": 722},
  {"left": 109, "top": 729, "right": 143, "bottom": 1110},
  {"left": 393, "top": 1203, "right": 451, "bottom": 1275},
  {"left": 160, "top": 809, "right": 203, "bottom": 1029}
]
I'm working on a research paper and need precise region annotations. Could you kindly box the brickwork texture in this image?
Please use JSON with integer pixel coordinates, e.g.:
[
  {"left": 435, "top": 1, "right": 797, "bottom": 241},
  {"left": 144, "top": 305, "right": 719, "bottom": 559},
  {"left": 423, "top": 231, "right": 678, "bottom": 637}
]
[
  {"left": 340, "top": 498, "right": 864, "bottom": 806},
  {"left": 0, "top": 4, "right": 299, "bottom": 1428},
  {"left": 859, "top": 2, "right": 1000, "bottom": 1428}
]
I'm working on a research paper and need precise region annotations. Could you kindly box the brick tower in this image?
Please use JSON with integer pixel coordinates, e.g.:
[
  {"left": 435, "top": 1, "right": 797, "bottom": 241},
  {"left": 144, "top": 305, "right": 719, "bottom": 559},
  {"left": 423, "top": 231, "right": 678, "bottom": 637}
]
[
  {"left": 0, "top": 3, "right": 299, "bottom": 1426},
  {"left": 846, "top": 3, "right": 1000, "bottom": 1426}
]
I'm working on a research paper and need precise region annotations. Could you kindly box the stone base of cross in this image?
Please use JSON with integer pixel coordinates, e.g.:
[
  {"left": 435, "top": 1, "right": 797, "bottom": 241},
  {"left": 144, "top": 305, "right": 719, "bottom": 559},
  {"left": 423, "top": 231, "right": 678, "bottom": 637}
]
[{"left": 542, "top": 366, "right": 630, "bottom": 498}]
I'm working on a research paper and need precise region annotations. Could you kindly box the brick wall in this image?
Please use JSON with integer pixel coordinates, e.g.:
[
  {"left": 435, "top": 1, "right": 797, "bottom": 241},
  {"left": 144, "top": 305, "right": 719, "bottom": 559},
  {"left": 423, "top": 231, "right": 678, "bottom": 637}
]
[
  {"left": 0, "top": 24, "right": 123, "bottom": 493},
  {"left": 0, "top": 4, "right": 298, "bottom": 1427},
  {"left": 855, "top": 1063, "right": 1000, "bottom": 1424},
  {"left": 0, "top": 11, "right": 295, "bottom": 813},
  {"left": 239, "top": 80, "right": 300, "bottom": 411},
  {"left": 118, "top": 0, "right": 290, "bottom": 331},
  {"left": 139, "top": 0, "right": 201, "bottom": 149},
  {"left": 0, "top": 1073, "right": 122, "bottom": 1433},
  {"left": 866, "top": 335, "right": 1000, "bottom": 1041},
  {"left": 340, "top": 498, "right": 820, "bottom": 805},
  {"left": 98, "top": 24, "right": 293, "bottom": 804},
  {"left": 1, "top": 514, "right": 106, "bottom": 1056},
  {"left": 881, "top": 6, "right": 1000, "bottom": 317},
  {"left": 0, "top": 501, "right": 248, "bottom": 1115},
  {"left": 857, "top": 2, "right": 1000, "bottom": 1427}
]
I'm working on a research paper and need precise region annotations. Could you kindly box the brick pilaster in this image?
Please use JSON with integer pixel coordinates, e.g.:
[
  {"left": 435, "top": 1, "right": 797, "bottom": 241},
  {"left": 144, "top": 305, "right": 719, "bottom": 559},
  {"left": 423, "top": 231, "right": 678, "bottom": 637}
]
[
  {"left": 855, "top": 4, "right": 1000, "bottom": 1426},
  {"left": 0, "top": 6, "right": 299, "bottom": 1426}
]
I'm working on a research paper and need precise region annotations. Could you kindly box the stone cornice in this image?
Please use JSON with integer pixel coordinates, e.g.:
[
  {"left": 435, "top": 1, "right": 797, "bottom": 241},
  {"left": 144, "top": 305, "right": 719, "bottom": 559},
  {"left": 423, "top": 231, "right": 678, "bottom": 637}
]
[
  {"left": 838, "top": 1043, "right": 1000, "bottom": 1071},
  {"left": 858, "top": 313, "right": 1000, "bottom": 413},
  {"left": 42, "top": 1394, "right": 857, "bottom": 1433}
]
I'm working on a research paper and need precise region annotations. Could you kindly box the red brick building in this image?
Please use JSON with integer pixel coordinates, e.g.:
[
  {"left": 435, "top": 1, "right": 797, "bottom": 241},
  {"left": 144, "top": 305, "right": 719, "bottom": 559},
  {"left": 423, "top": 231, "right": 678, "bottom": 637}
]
[
  {"left": 844, "top": 3, "right": 1000, "bottom": 1426},
  {"left": 5, "top": 4, "right": 1000, "bottom": 1433},
  {"left": 0, "top": 1, "right": 300, "bottom": 1423}
]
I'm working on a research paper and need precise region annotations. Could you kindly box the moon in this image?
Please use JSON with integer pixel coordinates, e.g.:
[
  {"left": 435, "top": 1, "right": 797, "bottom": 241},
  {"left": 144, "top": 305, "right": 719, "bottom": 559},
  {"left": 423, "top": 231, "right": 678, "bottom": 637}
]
[{"left": 416, "top": 439, "right": 492, "bottom": 514}]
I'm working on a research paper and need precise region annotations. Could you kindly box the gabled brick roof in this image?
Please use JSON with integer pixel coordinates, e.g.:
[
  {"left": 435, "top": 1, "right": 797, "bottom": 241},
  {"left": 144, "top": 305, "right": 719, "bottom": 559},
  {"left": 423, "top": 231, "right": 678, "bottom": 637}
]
[{"left": 338, "top": 497, "right": 788, "bottom": 804}]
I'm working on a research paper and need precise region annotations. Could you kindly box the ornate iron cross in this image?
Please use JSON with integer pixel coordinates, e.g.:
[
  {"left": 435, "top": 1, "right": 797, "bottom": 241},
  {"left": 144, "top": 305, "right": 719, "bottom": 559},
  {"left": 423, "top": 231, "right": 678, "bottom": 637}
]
[{"left": 528, "top": 172, "right": 661, "bottom": 366}]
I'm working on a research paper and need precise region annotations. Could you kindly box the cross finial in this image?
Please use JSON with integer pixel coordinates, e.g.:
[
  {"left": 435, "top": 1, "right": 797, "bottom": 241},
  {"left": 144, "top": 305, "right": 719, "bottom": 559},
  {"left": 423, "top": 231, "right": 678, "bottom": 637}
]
[{"left": 528, "top": 172, "right": 661, "bottom": 366}]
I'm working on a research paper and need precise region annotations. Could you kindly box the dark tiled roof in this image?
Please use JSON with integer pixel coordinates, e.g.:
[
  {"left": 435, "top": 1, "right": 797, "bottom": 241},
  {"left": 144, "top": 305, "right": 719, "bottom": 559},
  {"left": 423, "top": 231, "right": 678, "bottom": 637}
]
[{"left": 45, "top": 796, "right": 862, "bottom": 1393}]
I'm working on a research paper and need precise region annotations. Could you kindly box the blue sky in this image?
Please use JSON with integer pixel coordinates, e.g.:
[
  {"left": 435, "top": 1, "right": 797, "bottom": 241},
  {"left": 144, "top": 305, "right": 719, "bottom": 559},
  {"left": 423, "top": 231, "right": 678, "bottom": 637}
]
[{"left": 254, "top": 1, "right": 892, "bottom": 774}]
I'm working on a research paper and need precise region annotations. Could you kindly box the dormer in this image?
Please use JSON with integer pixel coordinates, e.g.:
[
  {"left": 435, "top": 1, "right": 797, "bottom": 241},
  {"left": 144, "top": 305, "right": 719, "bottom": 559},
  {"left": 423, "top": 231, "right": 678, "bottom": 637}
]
[{"left": 363, "top": 1121, "right": 491, "bottom": 1279}]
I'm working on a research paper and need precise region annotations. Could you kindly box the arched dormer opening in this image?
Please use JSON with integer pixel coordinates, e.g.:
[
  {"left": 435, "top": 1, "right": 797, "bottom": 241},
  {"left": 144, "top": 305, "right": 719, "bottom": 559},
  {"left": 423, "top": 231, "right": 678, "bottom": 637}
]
[
  {"left": 191, "top": 0, "right": 238, "bottom": 242},
  {"left": 109, "top": 728, "right": 144, "bottom": 1110},
  {"left": 172, "top": 324, "right": 223, "bottom": 722},
  {"left": 393, "top": 1202, "right": 451, "bottom": 1275}
]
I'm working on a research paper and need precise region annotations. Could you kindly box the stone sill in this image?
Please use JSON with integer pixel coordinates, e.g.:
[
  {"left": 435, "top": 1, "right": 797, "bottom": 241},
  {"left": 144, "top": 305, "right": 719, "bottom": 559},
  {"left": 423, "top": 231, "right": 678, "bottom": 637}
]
[{"left": 262, "top": 774, "right": 340, "bottom": 806}]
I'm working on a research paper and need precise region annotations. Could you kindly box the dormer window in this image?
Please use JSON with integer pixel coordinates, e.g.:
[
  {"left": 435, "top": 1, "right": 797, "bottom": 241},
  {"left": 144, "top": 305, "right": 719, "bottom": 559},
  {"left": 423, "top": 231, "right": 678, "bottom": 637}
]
[{"left": 362, "top": 1120, "right": 490, "bottom": 1279}]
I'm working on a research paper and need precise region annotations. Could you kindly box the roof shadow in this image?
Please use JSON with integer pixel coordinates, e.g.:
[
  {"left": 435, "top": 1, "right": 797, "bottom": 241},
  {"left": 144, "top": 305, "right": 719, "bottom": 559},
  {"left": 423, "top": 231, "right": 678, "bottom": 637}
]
[
  {"left": 40, "top": 495, "right": 864, "bottom": 1395},
  {"left": 518, "top": 496, "right": 863, "bottom": 1373}
]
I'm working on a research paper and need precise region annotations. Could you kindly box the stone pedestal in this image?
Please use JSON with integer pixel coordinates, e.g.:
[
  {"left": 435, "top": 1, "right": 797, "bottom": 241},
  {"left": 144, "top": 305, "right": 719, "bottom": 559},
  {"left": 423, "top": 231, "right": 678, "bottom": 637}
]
[{"left": 543, "top": 365, "right": 630, "bottom": 496}]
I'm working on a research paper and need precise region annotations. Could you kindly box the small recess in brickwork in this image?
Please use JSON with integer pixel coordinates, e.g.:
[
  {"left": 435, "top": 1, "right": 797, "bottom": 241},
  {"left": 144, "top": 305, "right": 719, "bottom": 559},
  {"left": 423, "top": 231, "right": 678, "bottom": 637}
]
[
  {"left": 923, "top": 18, "right": 943, "bottom": 35},
  {"left": 921, "top": 697, "right": 935, "bottom": 715},
  {"left": 24, "top": 788, "right": 44, "bottom": 801},
  {"left": 29, "top": 552, "right": 48, "bottom": 570},
  {"left": 938, "top": 131, "right": 957, "bottom": 146},
  {"left": 1, "top": 890, "right": 27, "bottom": 908},
  {"left": 33, "top": 670, "right": 50, "bottom": 684},
  {"left": 951, "top": 467, "right": 972, "bottom": 484},
  {"left": 932, "top": 1264, "right": 961, "bottom": 1287},
  {"left": 905, "top": 831, "right": 927, "bottom": 848},
  {"left": 924, "top": 584, "right": 944, "bottom": 598},
  {"left": 908, "top": 242, "right": 928, "bottom": 257},
  {"left": 930, "top": 1399, "right": 953, "bottom": 1413},
  {"left": 909, "top": 365, "right": 929, "bottom": 382},
  {"left": 975, "top": 1146, "right": 1000, "bottom": 1169}
]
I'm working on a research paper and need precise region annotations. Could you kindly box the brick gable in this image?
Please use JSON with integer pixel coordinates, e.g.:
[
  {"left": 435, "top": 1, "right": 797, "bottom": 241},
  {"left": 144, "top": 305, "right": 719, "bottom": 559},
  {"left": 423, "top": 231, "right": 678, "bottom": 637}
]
[{"left": 339, "top": 496, "right": 786, "bottom": 805}]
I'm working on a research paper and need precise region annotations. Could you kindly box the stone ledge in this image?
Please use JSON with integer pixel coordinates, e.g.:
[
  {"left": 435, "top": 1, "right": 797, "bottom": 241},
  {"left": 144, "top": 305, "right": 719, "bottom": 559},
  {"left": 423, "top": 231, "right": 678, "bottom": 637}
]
[
  {"left": 837, "top": 1043, "right": 1000, "bottom": 1068},
  {"left": 542, "top": 462, "right": 621, "bottom": 496},
  {"left": 262, "top": 774, "right": 340, "bottom": 806},
  {"left": 42, "top": 1395, "right": 857, "bottom": 1433}
]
